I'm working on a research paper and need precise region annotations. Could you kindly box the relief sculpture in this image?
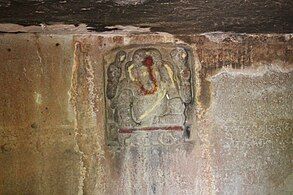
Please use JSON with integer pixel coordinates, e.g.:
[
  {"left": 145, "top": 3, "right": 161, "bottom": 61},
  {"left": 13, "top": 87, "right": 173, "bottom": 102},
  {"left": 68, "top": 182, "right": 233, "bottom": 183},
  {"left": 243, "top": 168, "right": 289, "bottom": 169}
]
[{"left": 105, "top": 46, "right": 194, "bottom": 146}]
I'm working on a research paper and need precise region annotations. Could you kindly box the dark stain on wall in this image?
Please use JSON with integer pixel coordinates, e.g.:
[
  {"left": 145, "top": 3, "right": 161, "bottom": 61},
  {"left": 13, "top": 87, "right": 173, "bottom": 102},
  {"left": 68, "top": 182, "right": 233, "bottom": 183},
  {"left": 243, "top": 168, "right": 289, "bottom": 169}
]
[{"left": 0, "top": 0, "right": 292, "bottom": 34}]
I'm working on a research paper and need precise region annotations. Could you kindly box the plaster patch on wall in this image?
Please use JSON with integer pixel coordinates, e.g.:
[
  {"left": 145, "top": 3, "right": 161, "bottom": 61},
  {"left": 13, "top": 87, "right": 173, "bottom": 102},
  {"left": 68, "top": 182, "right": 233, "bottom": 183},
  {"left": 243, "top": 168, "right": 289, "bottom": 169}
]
[
  {"left": 202, "top": 32, "right": 245, "bottom": 43},
  {"left": 211, "top": 64, "right": 293, "bottom": 80},
  {"left": 34, "top": 92, "right": 42, "bottom": 105}
]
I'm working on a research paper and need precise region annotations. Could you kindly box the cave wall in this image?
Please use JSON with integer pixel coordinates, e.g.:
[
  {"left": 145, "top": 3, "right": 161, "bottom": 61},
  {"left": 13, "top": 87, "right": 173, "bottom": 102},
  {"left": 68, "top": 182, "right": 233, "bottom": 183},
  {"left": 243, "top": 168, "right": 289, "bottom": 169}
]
[
  {"left": 0, "top": 0, "right": 292, "bottom": 34},
  {"left": 0, "top": 31, "right": 292, "bottom": 194}
]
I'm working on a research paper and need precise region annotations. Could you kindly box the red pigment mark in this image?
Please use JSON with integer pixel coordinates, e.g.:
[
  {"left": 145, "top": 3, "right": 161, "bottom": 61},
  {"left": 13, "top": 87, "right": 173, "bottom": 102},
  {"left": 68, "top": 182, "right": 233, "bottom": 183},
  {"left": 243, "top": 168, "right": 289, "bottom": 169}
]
[
  {"left": 119, "top": 126, "right": 183, "bottom": 133},
  {"left": 144, "top": 56, "right": 153, "bottom": 67},
  {"left": 118, "top": 128, "right": 133, "bottom": 133},
  {"left": 137, "top": 56, "right": 158, "bottom": 95}
]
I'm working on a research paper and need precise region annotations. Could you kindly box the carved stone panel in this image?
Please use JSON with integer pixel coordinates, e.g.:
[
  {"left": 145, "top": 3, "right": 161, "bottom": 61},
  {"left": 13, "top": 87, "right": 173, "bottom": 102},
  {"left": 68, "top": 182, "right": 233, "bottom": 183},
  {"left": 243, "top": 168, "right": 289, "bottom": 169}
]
[{"left": 104, "top": 45, "right": 195, "bottom": 146}]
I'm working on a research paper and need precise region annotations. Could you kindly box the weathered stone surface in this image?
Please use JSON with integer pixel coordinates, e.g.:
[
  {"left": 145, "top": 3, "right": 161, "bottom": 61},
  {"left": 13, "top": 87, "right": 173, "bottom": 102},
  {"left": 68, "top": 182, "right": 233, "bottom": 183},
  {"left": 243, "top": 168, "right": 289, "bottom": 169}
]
[
  {"left": 0, "top": 31, "right": 292, "bottom": 194},
  {"left": 209, "top": 68, "right": 293, "bottom": 194},
  {"left": 0, "top": 34, "right": 81, "bottom": 194},
  {"left": 0, "top": 0, "right": 292, "bottom": 34},
  {"left": 104, "top": 44, "right": 195, "bottom": 146}
]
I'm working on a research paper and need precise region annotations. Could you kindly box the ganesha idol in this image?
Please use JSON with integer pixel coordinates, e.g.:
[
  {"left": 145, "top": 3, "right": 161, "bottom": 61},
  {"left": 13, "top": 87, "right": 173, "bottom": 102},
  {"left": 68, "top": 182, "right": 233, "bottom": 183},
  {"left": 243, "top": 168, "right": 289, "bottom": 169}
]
[{"left": 106, "top": 47, "right": 193, "bottom": 133}]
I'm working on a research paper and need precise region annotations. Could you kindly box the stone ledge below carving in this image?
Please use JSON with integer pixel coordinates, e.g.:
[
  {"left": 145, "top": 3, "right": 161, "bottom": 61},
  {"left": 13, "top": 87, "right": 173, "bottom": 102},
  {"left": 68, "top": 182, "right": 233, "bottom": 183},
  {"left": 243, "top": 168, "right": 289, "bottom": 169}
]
[{"left": 118, "top": 130, "right": 185, "bottom": 147}]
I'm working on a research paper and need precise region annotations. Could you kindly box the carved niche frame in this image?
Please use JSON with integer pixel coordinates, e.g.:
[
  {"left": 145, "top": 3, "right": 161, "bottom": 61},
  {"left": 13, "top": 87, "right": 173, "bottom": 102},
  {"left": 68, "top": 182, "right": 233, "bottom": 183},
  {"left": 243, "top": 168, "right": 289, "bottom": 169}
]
[{"left": 103, "top": 43, "right": 196, "bottom": 147}]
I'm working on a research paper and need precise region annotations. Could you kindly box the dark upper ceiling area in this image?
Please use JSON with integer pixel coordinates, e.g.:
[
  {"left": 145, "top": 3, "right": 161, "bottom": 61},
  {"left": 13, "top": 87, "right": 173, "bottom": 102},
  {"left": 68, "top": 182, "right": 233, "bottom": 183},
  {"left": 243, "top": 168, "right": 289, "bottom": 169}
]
[{"left": 0, "top": 0, "right": 292, "bottom": 34}]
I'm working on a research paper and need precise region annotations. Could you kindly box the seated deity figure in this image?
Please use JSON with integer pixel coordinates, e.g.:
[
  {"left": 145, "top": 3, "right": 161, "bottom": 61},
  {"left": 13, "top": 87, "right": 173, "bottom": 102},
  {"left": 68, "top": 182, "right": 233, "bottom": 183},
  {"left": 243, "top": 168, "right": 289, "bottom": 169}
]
[{"left": 108, "top": 47, "right": 192, "bottom": 130}]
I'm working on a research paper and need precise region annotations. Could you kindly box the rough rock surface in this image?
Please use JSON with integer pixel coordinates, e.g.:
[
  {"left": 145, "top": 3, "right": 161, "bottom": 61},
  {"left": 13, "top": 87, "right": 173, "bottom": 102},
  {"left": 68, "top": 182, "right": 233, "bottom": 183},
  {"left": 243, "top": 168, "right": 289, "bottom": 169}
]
[
  {"left": 0, "top": 0, "right": 292, "bottom": 34},
  {"left": 0, "top": 29, "right": 292, "bottom": 194}
]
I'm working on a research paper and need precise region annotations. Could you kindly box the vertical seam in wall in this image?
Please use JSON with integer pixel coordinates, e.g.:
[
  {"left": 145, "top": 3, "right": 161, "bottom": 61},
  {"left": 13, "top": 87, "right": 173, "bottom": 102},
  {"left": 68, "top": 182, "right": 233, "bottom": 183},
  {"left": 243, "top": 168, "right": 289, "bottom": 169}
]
[{"left": 69, "top": 40, "right": 86, "bottom": 195}]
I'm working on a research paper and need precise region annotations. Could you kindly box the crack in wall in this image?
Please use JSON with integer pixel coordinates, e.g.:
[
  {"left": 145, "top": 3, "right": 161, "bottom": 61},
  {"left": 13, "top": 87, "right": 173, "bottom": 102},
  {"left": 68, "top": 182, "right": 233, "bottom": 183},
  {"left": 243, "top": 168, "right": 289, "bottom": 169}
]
[
  {"left": 69, "top": 41, "right": 86, "bottom": 195},
  {"left": 35, "top": 35, "right": 45, "bottom": 74}
]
